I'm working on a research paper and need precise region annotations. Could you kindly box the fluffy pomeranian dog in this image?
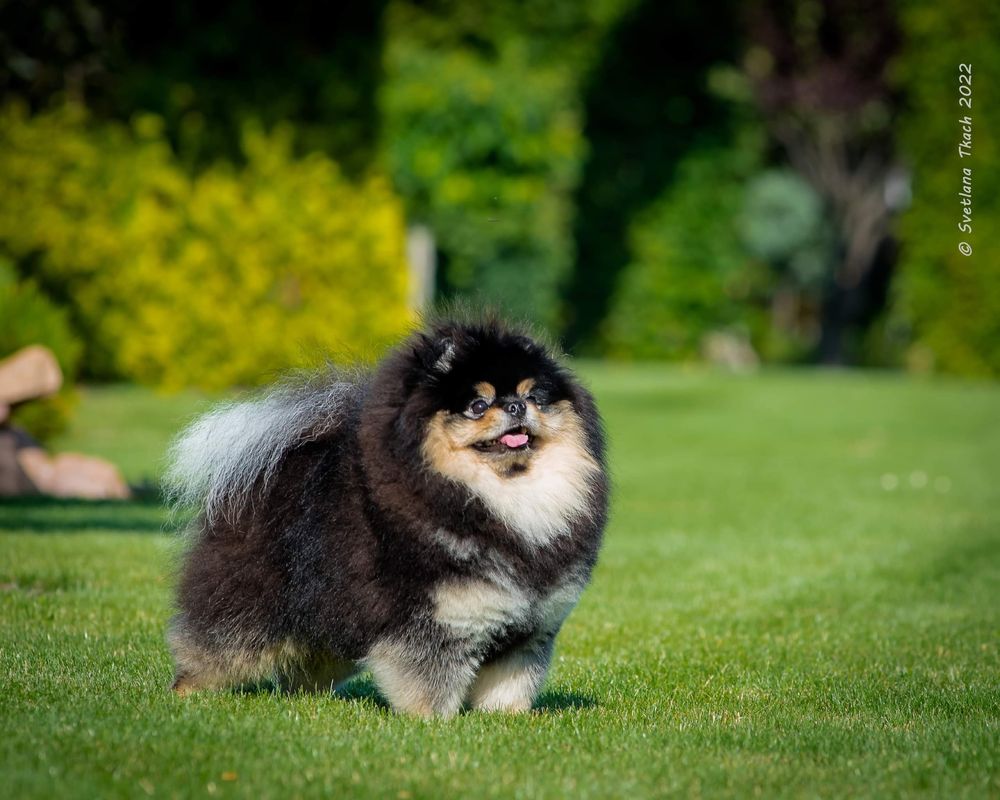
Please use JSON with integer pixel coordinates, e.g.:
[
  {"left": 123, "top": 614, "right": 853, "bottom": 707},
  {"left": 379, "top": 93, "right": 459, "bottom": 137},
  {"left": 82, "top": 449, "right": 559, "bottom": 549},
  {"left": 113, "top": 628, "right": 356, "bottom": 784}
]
[{"left": 165, "top": 318, "right": 609, "bottom": 717}]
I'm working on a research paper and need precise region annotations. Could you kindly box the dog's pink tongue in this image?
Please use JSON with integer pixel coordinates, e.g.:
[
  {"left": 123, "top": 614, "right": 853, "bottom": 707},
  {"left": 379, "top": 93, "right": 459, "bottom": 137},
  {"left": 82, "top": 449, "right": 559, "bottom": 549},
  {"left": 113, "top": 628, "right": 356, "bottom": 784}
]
[{"left": 500, "top": 432, "right": 529, "bottom": 448}]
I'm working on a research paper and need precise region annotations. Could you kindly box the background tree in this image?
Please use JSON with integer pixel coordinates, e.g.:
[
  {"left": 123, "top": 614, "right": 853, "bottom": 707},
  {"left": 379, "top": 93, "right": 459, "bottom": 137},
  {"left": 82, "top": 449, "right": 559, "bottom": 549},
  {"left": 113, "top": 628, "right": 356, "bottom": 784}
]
[{"left": 743, "top": 0, "right": 901, "bottom": 364}]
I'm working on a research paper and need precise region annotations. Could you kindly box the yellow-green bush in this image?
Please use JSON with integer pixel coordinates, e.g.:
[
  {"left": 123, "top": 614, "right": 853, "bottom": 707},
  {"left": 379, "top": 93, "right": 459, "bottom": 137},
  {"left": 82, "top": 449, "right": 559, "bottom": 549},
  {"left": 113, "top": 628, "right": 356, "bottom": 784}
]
[{"left": 0, "top": 104, "right": 411, "bottom": 389}]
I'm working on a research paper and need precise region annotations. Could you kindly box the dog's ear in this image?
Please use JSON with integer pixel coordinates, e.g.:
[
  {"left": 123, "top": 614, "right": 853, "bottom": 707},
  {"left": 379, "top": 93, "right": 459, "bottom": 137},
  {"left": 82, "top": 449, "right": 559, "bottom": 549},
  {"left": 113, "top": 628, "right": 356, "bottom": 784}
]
[
  {"left": 413, "top": 332, "right": 457, "bottom": 376},
  {"left": 512, "top": 333, "right": 543, "bottom": 356}
]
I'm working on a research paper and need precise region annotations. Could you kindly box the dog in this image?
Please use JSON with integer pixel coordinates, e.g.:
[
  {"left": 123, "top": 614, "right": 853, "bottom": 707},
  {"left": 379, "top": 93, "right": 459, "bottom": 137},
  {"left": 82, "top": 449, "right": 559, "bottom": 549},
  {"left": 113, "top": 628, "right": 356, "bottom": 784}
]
[{"left": 165, "top": 317, "right": 609, "bottom": 717}]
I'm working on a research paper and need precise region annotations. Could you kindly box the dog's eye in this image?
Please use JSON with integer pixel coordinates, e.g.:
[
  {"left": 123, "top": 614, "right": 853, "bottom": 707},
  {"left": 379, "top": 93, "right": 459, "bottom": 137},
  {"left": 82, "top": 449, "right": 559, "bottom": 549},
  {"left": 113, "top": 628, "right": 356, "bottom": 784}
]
[
  {"left": 467, "top": 399, "right": 490, "bottom": 418},
  {"left": 526, "top": 393, "right": 547, "bottom": 408}
]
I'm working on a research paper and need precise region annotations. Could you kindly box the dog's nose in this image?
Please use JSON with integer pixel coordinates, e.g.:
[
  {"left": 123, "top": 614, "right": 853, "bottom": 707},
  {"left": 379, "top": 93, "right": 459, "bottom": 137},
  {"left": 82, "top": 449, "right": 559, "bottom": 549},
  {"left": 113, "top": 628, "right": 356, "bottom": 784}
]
[{"left": 505, "top": 399, "right": 527, "bottom": 418}]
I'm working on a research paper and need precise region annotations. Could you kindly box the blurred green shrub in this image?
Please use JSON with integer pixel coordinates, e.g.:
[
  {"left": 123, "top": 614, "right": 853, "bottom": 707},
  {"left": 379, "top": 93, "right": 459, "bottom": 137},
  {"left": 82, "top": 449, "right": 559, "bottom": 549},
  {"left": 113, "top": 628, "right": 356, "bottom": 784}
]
[
  {"left": 737, "top": 168, "right": 839, "bottom": 362},
  {"left": 0, "top": 104, "right": 411, "bottom": 389},
  {"left": 891, "top": 0, "right": 1000, "bottom": 376},
  {"left": 602, "top": 142, "right": 775, "bottom": 360},
  {"left": 0, "top": 259, "right": 81, "bottom": 440},
  {"left": 380, "top": 0, "right": 627, "bottom": 329},
  {"left": 739, "top": 169, "right": 834, "bottom": 291},
  {"left": 382, "top": 33, "right": 577, "bottom": 328}
]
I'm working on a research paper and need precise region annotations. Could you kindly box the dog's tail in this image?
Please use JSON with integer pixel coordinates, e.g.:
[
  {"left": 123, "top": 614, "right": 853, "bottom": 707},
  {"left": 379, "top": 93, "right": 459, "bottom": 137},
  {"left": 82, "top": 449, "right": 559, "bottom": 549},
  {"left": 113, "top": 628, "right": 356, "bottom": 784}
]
[{"left": 164, "top": 371, "right": 363, "bottom": 525}]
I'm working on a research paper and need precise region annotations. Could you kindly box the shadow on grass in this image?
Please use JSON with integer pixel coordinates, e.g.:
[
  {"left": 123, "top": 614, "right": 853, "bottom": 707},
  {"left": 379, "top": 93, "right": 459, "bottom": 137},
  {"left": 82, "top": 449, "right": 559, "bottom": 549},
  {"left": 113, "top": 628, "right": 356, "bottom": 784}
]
[
  {"left": 224, "top": 674, "right": 389, "bottom": 707},
  {"left": 0, "top": 495, "right": 168, "bottom": 534},
  {"left": 338, "top": 675, "right": 391, "bottom": 710},
  {"left": 228, "top": 674, "right": 595, "bottom": 714},
  {"left": 534, "top": 689, "right": 597, "bottom": 711}
]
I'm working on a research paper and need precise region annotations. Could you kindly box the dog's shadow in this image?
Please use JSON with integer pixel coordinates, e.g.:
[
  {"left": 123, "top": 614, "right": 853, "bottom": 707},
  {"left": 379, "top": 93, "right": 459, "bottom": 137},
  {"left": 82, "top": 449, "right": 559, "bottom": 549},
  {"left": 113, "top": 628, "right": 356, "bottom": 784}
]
[
  {"left": 231, "top": 674, "right": 596, "bottom": 714},
  {"left": 338, "top": 676, "right": 598, "bottom": 713},
  {"left": 533, "top": 689, "right": 596, "bottom": 712},
  {"left": 335, "top": 675, "right": 390, "bottom": 710}
]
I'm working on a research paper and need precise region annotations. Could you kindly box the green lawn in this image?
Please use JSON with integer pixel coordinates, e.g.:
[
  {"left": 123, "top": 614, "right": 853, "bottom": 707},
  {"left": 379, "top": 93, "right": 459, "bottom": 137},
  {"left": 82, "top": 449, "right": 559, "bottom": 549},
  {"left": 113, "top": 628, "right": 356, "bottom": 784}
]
[{"left": 1, "top": 369, "right": 998, "bottom": 798}]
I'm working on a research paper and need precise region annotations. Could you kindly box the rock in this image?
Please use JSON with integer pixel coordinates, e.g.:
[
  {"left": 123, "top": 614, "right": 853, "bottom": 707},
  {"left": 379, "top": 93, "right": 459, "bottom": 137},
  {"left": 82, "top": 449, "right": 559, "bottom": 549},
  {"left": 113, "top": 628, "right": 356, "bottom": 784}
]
[
  {"left": 0, "top": 345, "right": 63, "bottom": 407},
  {"left": 17, "top": 447, "right": 131, "bottom": 500},
  {"left": 701, "top": 330, "right": 760, "bottom": 373},
  {"left": 0, "top": 345, "right": 130, "bottom": 500}
]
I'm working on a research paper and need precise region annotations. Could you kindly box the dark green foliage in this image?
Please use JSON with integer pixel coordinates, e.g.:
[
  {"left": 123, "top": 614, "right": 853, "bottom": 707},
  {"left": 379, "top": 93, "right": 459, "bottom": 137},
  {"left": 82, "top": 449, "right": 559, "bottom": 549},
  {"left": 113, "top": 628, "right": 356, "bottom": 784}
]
[
  {"left": 0, "top": 1, "right": 385, "bottom": 175},
  {"left": 382, "top": 0, "right": 746, "bottom": 339},
  {"left": 739, "top": 168, "right": 844, "bottom": 361},
  {"left": 0, "top": 259, "right": 81, "bottom": 440},
  {"left": 602, "top": 142, "right": 771, "bottom": 360},
  {"left": 111, "top": 1, "right": 385, "bottom": 175},
  {"left": 891, "top": 0, "right": 1000, "bottom": 376},
  {"left": 0, "top": 0, "right": 108, "bottom": 108},
  {"left": 381, "top": 0, "right": 627, "bottom": 329},
  {"left": 564, "top": 0, "right": 744, "bottom": 351}
]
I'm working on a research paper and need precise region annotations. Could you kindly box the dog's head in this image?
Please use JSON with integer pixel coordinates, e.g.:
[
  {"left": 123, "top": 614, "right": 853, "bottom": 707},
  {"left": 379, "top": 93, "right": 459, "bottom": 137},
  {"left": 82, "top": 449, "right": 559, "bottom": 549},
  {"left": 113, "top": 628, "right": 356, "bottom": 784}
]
[
  {"left": 403, "top": 322, "right": 592, "bottom": 480},
  {"left": 364, "top": 319, "right": 605, "bottom": 542}
]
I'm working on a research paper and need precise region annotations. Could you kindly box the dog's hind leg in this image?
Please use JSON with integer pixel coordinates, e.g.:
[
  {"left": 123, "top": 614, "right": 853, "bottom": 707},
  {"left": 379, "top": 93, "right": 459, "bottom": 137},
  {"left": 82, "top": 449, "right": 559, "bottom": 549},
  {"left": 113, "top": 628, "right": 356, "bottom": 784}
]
[
  {"left": 168, "top": 637, "right": 233, "bottom": 695},
  {"left": 167, "top": 618, "right": 280, "bottom": 695}
]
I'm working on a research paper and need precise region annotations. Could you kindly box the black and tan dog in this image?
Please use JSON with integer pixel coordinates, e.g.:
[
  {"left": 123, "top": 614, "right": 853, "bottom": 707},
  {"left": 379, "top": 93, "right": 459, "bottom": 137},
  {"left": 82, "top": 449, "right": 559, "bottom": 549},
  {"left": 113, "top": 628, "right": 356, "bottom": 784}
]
[{"left": 166, "top": 318, "right": 609, "bottom": 717}]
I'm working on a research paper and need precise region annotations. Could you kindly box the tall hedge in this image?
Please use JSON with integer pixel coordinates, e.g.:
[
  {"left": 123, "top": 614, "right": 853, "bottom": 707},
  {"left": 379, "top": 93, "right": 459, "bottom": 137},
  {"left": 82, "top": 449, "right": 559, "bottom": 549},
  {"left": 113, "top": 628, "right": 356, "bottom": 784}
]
[
  {"left": 891, "top": 0, "right": 1000, "bottom": 376},
  {"left": 0, "top": 104, "right": 411, "bottom": 389}
]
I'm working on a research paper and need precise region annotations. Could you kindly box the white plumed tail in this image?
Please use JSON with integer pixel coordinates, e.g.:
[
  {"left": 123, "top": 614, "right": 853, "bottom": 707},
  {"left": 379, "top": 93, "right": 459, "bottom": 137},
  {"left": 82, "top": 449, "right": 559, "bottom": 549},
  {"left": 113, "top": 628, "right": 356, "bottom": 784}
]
[{"left": 164, "top": 374, "right": 361, "bottom": 525}]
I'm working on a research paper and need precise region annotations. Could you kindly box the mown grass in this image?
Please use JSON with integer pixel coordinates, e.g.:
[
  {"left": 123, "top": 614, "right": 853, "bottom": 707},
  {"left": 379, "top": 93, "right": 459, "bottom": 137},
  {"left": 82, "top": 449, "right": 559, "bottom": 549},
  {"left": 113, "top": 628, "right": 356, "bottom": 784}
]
[{"left": 1, "top": 369, "right": 998, "bottom": 798}]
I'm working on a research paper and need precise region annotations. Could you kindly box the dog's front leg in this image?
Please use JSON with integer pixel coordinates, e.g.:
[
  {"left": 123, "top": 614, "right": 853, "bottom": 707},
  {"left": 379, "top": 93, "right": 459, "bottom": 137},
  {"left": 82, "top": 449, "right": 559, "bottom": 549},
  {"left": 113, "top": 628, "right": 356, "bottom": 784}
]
[
  {"left": 467, "top": 633, "right": 555, "bottom": 713},
  {"left": 364, "top": 631, "right": 477, "bottom": 718}
]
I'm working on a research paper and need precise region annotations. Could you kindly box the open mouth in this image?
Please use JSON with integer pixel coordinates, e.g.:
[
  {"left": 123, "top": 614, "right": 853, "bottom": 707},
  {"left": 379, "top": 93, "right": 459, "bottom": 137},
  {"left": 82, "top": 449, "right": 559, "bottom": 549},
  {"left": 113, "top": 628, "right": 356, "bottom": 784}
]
[{"left": 472, "top": 426, "right": 533, "bottom": 454}]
